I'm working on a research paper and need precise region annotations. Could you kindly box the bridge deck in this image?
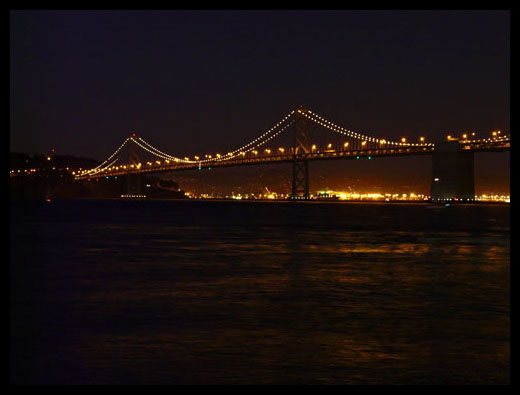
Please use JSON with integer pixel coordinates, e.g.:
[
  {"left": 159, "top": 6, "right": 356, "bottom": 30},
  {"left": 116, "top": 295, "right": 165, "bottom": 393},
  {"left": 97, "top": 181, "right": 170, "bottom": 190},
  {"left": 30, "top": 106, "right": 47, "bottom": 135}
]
[{"left": 74, "top": 141, "right": 509, "bottom": 180}]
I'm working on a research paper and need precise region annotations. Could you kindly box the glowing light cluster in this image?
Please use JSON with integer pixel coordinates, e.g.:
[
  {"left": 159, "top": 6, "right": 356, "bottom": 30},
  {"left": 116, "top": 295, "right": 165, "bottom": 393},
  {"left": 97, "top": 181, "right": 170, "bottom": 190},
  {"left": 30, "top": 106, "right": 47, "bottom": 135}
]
[
  {"left": 476, "top": 194, "right": 510, "bottom": 203},
  {"left": 120, "top": 194, "right": 147, "bottom": 198},
  {"left": 317, "top": 190, "right": 430, "bottom": 201}
]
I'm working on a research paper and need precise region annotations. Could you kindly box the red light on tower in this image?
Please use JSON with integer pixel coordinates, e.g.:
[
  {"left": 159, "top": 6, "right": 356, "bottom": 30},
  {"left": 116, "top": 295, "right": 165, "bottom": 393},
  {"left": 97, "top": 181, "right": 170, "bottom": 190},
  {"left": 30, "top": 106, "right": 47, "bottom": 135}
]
[
  {"left": 131, "top": 133, "right": 136, "bottom": 137},
  {"left": 51, "top": 148, "right": 55, "bottom": 153}
]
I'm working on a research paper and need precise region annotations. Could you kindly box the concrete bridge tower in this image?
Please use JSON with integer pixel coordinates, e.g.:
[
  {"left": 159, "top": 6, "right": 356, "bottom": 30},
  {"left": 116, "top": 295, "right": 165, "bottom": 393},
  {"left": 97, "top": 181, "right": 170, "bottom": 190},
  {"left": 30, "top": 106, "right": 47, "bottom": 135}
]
[{"left": 430, "top": 141, "right": 475, "bottom": 201}]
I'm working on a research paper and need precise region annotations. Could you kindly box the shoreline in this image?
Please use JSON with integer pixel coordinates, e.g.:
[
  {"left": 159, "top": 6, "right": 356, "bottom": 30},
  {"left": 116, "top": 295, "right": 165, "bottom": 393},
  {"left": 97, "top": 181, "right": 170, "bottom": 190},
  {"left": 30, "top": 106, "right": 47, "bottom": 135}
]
[{"left": 9, "top": 196, "right": 510, "bottom": 206}]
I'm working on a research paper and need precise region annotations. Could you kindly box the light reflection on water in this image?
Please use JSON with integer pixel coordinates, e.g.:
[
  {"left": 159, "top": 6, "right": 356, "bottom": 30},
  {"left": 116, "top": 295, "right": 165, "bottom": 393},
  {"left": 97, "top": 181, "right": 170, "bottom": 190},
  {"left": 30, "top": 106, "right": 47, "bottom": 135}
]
[{"left": 10, "top": 200, "right": 509, "bottom": 384}]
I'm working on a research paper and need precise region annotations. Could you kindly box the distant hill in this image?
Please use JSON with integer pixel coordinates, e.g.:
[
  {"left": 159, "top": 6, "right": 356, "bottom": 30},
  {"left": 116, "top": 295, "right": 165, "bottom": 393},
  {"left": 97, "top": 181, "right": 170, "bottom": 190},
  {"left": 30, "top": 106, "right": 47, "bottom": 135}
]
[
  {"left": 10, "top": 152, "right": 187, "bottom": 200},
  {"left": 10, "top": 152, "right": 100, "bottom": 170}
]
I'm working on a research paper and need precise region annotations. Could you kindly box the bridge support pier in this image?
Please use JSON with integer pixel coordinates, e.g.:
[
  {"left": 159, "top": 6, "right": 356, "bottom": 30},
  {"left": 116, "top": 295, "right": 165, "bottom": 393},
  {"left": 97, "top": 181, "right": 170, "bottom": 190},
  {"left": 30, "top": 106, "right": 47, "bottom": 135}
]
[
  {"left": 290, "top": 107, "right": 311, "bottom": 199},
  {"left": 126, "top": 173, "right": 142, "bottom": 196},
  {"left": 292, "top": 159, "right": 309, "bottom": 198},
  {"left": 430, "top": 141, "right": 475, "bottom": 201},
  {"left": 126, "top": 135, "right": 143, "bottom": 197}
]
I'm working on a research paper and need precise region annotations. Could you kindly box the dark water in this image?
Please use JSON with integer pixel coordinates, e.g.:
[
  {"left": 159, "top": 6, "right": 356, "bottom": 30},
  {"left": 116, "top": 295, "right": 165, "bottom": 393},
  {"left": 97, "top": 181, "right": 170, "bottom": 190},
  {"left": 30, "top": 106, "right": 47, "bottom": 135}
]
[{"left": 10, "top": 199, "right": 510, "bottom": 384}]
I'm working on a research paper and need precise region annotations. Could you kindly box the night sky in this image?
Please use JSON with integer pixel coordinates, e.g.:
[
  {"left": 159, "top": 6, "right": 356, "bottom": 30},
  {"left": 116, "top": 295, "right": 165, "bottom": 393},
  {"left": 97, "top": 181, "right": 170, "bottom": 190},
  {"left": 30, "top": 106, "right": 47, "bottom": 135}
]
[{"left": 10, "top": 10, "right": 510, "bottom": 194}]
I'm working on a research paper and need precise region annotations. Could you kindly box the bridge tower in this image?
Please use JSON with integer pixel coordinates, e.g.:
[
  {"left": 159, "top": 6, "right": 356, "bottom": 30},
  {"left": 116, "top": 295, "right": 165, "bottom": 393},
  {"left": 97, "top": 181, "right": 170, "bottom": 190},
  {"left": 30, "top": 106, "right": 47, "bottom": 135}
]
[
  {"left": 291, "top": 108, "right": 311, "bottom": 199},
  {"left": 126, "top": 136, "right": 142, "bottom": 196},
  {"left": 430, "top": 141, "right": 475, "bottom": 201}
]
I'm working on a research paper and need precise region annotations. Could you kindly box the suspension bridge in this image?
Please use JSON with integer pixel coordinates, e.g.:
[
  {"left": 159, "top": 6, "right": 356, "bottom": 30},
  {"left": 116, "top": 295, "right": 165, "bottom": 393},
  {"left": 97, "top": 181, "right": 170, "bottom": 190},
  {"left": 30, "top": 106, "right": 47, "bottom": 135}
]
[{"left": 73, "top": 106, "right": 510, "bottom": 201}]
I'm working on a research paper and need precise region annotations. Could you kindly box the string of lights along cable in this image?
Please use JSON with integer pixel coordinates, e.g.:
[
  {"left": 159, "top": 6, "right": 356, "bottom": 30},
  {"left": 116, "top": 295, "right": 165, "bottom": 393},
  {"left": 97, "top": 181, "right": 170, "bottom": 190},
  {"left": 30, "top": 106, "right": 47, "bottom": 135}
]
[{"left": 73, "top": 106, "right": 510, "bottom": 180}]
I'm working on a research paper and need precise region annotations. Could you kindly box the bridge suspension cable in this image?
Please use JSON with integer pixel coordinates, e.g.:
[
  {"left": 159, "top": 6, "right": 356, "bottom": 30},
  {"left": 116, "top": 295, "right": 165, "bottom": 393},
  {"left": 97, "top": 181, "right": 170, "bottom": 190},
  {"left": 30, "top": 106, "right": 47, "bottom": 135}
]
[
  {"left": 84, "top": 158, "right": 120, "bottom": 176},
  {"left": 132, "top": 137, "right": 196, "bottom": 163},
  {"left": 83, "top": 137, "right": 130, "bottom": 175},
  {"left": 206, "top": 110, "right": 296, "bottom": 162},
  {"left": 300, "top": 108, "right": 433, "bottom": 147},
  {"left": 77, "top": 110, "right": 298, "bottom": 178},
  {"left": 131, "top": 110, "right": 296, "bottom": 164}
]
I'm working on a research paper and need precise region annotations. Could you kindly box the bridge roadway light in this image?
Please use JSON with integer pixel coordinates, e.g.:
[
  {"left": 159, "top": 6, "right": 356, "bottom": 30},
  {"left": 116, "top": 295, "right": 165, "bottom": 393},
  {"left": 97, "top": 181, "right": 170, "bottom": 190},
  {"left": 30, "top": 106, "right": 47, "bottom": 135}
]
[
  {"left": 420, "top": 137, "right": 425, "bottom": 143},
  {"left": 401, "top": 137, "right": 406, "bottom": 143},
  {"left": 312, "top": 144, "right": 317, "bottom": 151}
]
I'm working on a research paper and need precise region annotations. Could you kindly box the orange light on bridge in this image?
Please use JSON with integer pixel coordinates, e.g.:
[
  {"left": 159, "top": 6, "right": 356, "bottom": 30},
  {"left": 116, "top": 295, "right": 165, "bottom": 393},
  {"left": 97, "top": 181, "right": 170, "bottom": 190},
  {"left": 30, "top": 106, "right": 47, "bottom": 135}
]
[
  {"left": 194, "top": 156, "right": 199, "bottom": 160},
  {"left": 344, "top": 142, "right": 349, "bottom": 148},
  {"left": 419, "top": 137, "right": 425, "bottom": 143},
  {"left": 312, "top": 144, "right": 317, "bottom": 151},
  {"left": 252, "top": 150, "right": 258, "bottom": 155},
  {"left": 265, "top": 149, "right": 271, "bottom": 154},
  {"left": 361, "top": 141, "right": 367, "bottom": 146},
  {"left": 327, "top": 143, "right": 333, "bottom": 149},
  {"left": 401, "top": 137, "right": 406, "bottom": 143},
  {"left": 278, "top": 147, "right": 285, "bottom": 153}
]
